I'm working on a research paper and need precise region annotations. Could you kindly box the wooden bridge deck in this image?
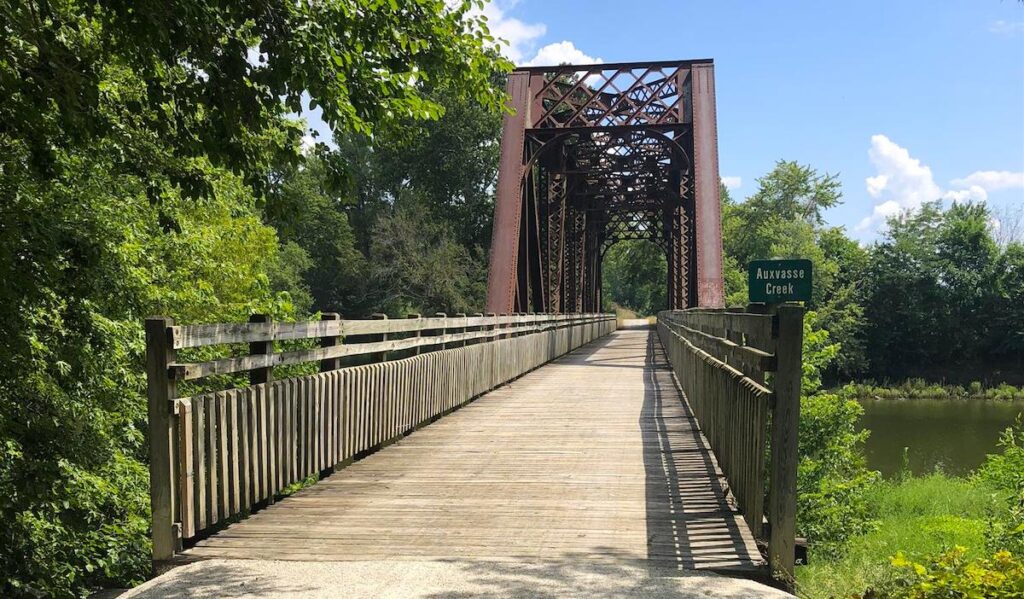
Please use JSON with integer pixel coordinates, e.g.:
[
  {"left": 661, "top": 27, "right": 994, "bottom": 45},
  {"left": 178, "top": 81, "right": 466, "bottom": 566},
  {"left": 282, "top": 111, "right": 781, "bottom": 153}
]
[{"left": 184, "top": 327, "right": 764, "bottom": 572}]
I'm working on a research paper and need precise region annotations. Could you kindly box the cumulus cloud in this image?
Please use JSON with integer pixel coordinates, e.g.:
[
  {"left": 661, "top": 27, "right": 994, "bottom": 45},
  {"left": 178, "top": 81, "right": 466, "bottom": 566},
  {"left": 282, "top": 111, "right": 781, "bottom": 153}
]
[
  {"left": 950, "top": 170, "right": 1024, "bottom": 191},
  {"left": 473, "top": 2, "right": 599, "bottom": 67},
  {"left": 523, "top": 41, "right": 602, "bottom": 67},
  {"left": 474, "top": 1, "right": 546, "bottom": 64},
  {"left": 857, "top": 134, "right": 1024, "bottom": 234},
  {"left": 722, "top": 176, "right": 743, "bottom": 190}
]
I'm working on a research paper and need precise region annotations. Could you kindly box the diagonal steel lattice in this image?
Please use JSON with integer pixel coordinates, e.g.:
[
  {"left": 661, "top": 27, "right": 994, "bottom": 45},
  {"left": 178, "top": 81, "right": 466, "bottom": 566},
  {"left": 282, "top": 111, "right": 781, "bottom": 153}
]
[{"left": 486, "top": 60, "right": 725, "bottom": 314}]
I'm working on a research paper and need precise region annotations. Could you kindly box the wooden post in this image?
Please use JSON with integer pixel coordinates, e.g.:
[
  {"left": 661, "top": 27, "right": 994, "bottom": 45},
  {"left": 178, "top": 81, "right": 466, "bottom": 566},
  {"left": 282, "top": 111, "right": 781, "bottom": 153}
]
[
  {"left": 407, "top": 314, "right": 422, "bottom": 355},
  {"left": 249, "top": 314, "right": 273, "bottom": 385},
  {"left": 435, "top": 313, "right": 447, "bottom": 349},
  {"left": 455, "top": 313, "right": 467, "bottom": 347},
  {"left": 768, "top": 303, "right": 803, "bottom": 589},
  {"left": 146, "top": 317, "right": 178, "bottom": 564},
  {"left": 371, "top": 313, "right": 389, "bottom": 362},
  {"left": 319, "top": 313, "right": 342, "bottom": 372},
  {"left": 471, "top": 313, "right": 484, "bottom": 346}
]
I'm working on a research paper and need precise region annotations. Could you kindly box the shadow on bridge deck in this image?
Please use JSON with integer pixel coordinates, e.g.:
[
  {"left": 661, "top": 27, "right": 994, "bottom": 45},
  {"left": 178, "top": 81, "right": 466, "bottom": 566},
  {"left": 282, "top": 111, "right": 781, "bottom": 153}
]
[{"left": 153, "top": 329, "right": 774, "bottom": 597}]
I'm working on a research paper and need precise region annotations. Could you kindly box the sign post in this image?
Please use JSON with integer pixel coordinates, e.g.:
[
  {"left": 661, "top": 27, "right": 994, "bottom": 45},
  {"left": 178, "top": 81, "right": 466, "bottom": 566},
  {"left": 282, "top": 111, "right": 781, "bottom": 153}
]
[
  {"left": 748, "top": 259, "right": 813, "bottom": 304},
  {"left": 747, "top": 258, "right": 810, "bottom": 589}
]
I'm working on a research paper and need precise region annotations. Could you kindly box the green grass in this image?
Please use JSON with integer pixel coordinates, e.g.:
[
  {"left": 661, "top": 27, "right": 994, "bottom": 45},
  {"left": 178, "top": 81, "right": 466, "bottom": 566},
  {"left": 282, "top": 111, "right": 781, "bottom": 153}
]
[{"left": 796, "top": 474, "right": 999, "bottom": 598}]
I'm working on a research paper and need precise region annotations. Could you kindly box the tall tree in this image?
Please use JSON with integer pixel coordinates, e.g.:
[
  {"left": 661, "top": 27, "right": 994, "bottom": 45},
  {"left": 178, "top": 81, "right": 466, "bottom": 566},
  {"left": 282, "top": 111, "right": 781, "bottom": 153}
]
[{"left": 0, "top": 2, "right": 509, "bottom": 595}]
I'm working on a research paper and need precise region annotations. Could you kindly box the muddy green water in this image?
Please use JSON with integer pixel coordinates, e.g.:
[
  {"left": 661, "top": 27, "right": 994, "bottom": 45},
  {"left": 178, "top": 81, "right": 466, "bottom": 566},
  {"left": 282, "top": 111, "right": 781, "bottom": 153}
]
[{"left": 858, "top": 399, "right": 1024, "bottom": 478}]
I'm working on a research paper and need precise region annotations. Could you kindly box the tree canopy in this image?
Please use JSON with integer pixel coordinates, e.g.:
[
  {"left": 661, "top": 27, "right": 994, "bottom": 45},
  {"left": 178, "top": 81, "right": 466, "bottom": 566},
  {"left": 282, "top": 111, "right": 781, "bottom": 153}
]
[{"left": 0, "top": 2, "right": 508, "bottom": 596}]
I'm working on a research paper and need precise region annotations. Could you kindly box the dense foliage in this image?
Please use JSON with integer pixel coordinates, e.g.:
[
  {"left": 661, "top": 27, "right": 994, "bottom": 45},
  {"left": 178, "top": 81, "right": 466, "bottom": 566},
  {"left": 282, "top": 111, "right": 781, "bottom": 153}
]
[
  {"left": 601, "top": 240, "right": 667, "bottom": 316},
  {"left": 799, "top": 420, "right": 1024, "bottom": 598},
  {"left": 0, "top": 1, "right": 508, "bottom": 596},
  {"left": 864, "top": 202, "right": 1024, "bottom": 384}
]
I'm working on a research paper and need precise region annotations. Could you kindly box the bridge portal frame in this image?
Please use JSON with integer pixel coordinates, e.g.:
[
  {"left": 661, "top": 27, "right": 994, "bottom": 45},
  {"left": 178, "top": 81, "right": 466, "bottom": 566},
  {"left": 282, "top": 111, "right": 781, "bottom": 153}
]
[{"left": 486, "top": 59, "right": 725, "bottom": 314}]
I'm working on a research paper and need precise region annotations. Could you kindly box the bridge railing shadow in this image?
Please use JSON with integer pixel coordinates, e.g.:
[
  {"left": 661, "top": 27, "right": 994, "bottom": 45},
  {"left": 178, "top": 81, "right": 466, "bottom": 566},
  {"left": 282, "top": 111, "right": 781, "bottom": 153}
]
[{"left": 639, "top": 331, "right": 764, "bottom": 572}]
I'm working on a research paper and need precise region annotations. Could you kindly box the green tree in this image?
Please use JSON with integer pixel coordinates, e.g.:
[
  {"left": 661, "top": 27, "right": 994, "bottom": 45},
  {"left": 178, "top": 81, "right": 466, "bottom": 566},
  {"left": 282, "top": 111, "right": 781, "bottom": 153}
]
[
  {"left": 0, "top": 1, "right": 510, "bottom": 595},
  {"left": 367, "top": 203, "right": 487, "bottom": 316},
  {"left": 601, "top": 240, "right": 668, "bottom": 316},
  {"left": 861, "top": 201, "right": 1019, "bottom": 382},
  {"left": 721, "top": 161, "right": 867, "bottom": 380}
]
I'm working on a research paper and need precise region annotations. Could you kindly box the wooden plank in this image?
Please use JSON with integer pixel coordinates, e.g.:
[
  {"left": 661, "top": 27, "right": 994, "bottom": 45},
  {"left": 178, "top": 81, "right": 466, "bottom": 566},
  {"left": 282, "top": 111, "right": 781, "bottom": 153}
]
[
  {"left": 263, "top": 384, "right": 274, "bottom": 500},
  {"left": 246, "top": 387, "right": 259, "bottom": 506},
  {"left": 206, "top": 394, "right": 219, "bottom": 524},
  {"left": 217, "top": 391, "right": 230, "bottom": 518},
  {"left": 175, "top": 399, "right": 195, "bottom": 539},
  {"left": 240, "top": 388, "right": 252, "bottom": 511},
  {"left": 166, "top": 316, "right": 617, "bottom": 382},
  {"left": 169, "top": 320, "right": 344, "bottom": 349},
  {"left": 227, "top": 390, "right": 241, "bottom": 516},
  {"left": 169, "top": 314, "right": 605, "bottom": 349},
  {"left": 193, "top": 395, "right": 207, "bottom": 532},
  {"left": 184, "top": 328, "right": 761, "bottom": 574}
]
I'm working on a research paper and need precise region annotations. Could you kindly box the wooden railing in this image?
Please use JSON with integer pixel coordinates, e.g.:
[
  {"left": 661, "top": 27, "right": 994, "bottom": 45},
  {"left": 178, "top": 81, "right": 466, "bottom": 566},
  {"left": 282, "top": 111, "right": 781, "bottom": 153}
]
[
  {"left": 146, "top": 312, "right": 616, "bottom": 563},
  {"left": 657, "top": 304, "right": 803, "bottom": 585}
]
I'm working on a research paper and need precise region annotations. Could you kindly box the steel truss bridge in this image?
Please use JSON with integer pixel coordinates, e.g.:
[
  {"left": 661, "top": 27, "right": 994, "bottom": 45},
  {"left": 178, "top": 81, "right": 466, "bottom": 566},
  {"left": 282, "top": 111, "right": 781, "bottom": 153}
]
[{"left": 486, "top": 59, "right": 725, "bottom": 314}]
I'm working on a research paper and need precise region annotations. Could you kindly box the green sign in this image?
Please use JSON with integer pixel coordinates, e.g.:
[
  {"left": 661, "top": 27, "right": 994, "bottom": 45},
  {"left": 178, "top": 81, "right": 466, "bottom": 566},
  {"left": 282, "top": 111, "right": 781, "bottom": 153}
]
[{"left": 748, "top": 259, "right": 813, "bottom": 303}]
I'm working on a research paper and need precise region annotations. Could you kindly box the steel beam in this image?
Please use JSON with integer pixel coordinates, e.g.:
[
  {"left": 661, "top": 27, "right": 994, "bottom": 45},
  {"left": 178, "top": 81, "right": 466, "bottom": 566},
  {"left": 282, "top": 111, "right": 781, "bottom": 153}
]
[
  {"left": 486, "top": 72, "right": 532, "bottom": 314},
  {"left": 691, "top": 63, "right": 725, "bottom": 307}
]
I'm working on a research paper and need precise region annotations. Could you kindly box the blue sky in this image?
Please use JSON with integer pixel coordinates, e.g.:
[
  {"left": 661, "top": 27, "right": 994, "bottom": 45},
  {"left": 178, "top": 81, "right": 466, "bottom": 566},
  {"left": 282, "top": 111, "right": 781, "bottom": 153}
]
[
  {"left": 303, "top": 1, "right": 1024, "bottom": 242},
  {"left": 482, "top": 0, "right": 1024, "bottom": 242}
]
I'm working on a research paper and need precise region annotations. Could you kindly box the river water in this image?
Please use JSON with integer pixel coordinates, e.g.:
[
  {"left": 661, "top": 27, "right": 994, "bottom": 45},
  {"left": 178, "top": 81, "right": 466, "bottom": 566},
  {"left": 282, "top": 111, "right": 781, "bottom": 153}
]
[{"left": 858, "top": 399, "right": 1024, "bottom": 478}]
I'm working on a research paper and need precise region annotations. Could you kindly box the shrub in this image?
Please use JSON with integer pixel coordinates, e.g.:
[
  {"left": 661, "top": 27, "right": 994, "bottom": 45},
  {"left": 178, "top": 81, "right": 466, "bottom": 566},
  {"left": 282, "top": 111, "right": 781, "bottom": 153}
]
[
  {"left": 869, "top": 547, "right": 1024, "bottom": 598},
  {"left": 975, "top": 418, "right": 1024, "bottom": 555},
  {"left": 797, "top": 314, "right": 880, "bottom": 559}
]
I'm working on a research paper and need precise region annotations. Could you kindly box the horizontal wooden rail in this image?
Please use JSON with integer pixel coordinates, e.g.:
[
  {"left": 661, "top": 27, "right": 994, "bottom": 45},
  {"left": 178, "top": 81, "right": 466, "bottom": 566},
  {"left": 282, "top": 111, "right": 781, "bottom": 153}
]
[
  {"left": 657, "top": 304, "right": 802, "bottom": 588},
  {"left": 167, "top": 314, "right": 608, "bottom": 381},
  {"left": 147, "top": 312, "right": 616, "bottom": 565},
  {"left": 168, "top": 314, "right": 582, "bottom": 349}
]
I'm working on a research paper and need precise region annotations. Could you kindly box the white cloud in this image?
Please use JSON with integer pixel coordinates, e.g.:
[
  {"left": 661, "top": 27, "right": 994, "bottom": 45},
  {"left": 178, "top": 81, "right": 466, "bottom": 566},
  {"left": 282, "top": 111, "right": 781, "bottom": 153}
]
[
  {"left": 473, "top": 2, "right": 599, "bottom": 67},
  {"left": 950, "top": 170, "right": 1024, "bottom": 191},
  {"left": 474, "top": 1, "right": 546, "bottom": 64},
  {"left": 990, "top": 20, "right": 1024, "bottom": 35},
  {"left": 523, "top": 41, "right": 602, "bottom": 67},
  {"left": 722, "top": 176, "right": 742, "bottom": 190},
  {"left": 857, "top": 134, "right": 943, "bottom": 231},
  {"left": 857, "top": 134, "right": 1024, "bottom": 234},
  {"left": 942, "top": 185, "right": 988, "bottom": 203}
]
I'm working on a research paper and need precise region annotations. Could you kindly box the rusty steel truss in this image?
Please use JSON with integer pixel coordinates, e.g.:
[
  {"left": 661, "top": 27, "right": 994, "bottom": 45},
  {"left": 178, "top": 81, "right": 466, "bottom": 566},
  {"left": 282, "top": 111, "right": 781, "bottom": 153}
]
[{"left": 486, "top": 59, "right": 725, "bottom": 314}]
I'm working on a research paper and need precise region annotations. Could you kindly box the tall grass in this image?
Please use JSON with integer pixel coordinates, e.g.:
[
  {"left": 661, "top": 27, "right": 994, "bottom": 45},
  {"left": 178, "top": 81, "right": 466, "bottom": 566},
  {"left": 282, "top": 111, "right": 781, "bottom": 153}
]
[{"left": 796, "top": 474, "right": 998, "bottom": 598}]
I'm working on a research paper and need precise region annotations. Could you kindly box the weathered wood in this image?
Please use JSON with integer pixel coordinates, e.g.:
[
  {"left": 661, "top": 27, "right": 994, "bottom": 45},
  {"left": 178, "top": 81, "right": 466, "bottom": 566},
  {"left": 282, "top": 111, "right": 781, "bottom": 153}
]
[
  {"left": 167, "top": 315, "right": 610, "bottom": 381},
  {"left": 170, "top": 314, "right": 579, "bottom": 350},
  {"left": 184, "top": 329, "right": 761, "bottom": 573},
  {"left": 145, "top": 317, "right": 177, "bottom": 562},
  {"left": 175, "top": 399, "right": 194, "bottom": 540},
  {"left": 657, "top": 304, "right": 801, "bottom": 587},
  {"left": 249, "top": 315, "right": 273, "bottom": 385},
  {"left": 192, "top": 395, "right": 206, "bottom": 531},
  {"left": 206, "top": 393, "right": 219, "bottom": 524},
  {"left": 169, "top": 320, "right": 343, "bottom": 349},
  {"left": 661, "top": 314, "right": 776, "bottom": 376},
  {"left": 319, "top": 313, "right": 342, "bottom": 372},
  {"left": 767, "top": 304, "right": 803, "bottom": 588},
  {"left": 159, "top": 314, "right": 617, "bottom": 560}
]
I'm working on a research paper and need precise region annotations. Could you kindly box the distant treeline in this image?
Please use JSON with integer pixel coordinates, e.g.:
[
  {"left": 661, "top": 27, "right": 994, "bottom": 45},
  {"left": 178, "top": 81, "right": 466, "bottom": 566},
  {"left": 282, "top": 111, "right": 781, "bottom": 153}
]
[{"left": 604, "top": 162, "right": 1024, "bottom": 387}]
